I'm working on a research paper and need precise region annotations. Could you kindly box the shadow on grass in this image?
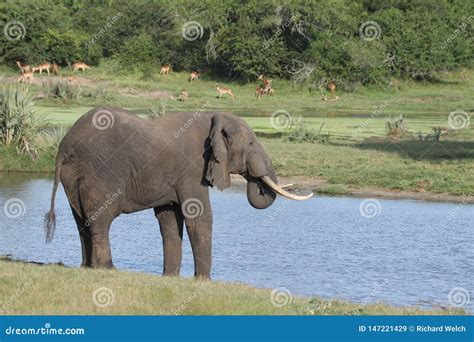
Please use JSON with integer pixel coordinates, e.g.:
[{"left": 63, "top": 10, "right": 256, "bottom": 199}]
[
  {"left": 0, "top": 254, "right": 66, "bottom": 267},
  {"left": 352, "top": 139, "right": 474, "bottom": 161}
]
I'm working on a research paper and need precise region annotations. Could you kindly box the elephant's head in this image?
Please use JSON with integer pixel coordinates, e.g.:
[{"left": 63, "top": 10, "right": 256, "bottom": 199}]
[{"left": 205, "top": 113, "right": 312, "bottom": 209}]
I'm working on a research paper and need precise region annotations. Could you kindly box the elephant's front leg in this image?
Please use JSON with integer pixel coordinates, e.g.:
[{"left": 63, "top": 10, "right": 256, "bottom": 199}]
[
  {"left": 155, "top": 204, "right": 184, "bottom": 276},
  {"left": 181, "top": 194, "right": 213, "bottom": 279}
]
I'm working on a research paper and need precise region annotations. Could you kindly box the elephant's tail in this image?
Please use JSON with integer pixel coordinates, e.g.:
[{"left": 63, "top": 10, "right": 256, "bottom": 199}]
[{"left": 44, "top": 154, "right": 64, "bottom": 243}]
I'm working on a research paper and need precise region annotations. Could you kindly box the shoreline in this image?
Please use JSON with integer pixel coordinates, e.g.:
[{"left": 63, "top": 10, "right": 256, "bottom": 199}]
[
  {"left": 0, "top": 171, "right": 471, "bottom": 204},
  {"left": 230, "top": 175, "right": 473, "bottom": 204},
  {"left": 0, "top": 256, "right": 465, "bottom": 315}
]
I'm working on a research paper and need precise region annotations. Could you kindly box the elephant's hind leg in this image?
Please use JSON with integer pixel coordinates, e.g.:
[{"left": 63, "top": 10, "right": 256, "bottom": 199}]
[
  {"left": 71, "top": 206, "right": 92, "bottom": 268},
  {"left": 88, "top": 215, "right": 115, "bottom": 269},
  {"left": 155, "top": 204, "right": 184, "bottom": 276}
]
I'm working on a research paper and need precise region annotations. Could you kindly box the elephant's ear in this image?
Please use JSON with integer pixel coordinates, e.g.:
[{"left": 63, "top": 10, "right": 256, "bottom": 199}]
[{"left": 206, "top": 115, "right": 231, "bottom": 190}]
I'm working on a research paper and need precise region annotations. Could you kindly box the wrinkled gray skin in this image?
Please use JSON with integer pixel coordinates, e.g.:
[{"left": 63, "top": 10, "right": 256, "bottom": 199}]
[{"left": 45, "top": 107, "right": 279, "bottom": 279}]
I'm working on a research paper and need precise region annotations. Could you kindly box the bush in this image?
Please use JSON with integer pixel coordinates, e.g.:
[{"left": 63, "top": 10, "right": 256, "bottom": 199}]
[
  {"left": 43, "top": 81, "right": 81, "bottom": 101},
  {"left": 417, "top": 127, "right": 446, "bottom": 142},
  {"left": 386, "top": 115, "right": 407, "bottom": 137},
  {"left": 1, "top": 0, "right": 472, "bottom": 83},
  {"left": 0, "top": 86, "right": 42, "bottom": 158},
  {"left": 116, "top": 33, "right": 160, "bottom": 72},
  {"left": 287, "top": 122, "right": 330, "bottom": 143}
]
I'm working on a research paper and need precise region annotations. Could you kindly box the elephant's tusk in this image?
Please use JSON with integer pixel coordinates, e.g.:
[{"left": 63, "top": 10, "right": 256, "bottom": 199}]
[
  {"left": 261, "top": 176, "right": 313, "bottom": 200},
  {"left": 280, "top": 183, "right": 293, "bottom": 188}
]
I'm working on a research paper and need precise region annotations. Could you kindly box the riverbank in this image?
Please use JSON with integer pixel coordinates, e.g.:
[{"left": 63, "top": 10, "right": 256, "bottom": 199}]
[
  {"left": 1, "top": 67, "right": 473, "bottom": 200},
  {"left": 0, "top": 258, "right": 463, "bottom": 315},
  {"left": 0, "top": 138, "right": 474, "bottom": 204},
  {"left": 230, "top": 175, "right": 473, "bottom": 204}
]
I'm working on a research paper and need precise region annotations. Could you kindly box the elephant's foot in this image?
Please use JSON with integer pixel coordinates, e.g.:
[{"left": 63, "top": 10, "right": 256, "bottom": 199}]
[
  {"left": 162, "top": 269, "right": 180, "bottom": 277},
  {"left": 194, "top": 273, "right": 211, "bottom": 280},
  {"left": 91, "top": 259, "right": 115, "bottom": 269}
]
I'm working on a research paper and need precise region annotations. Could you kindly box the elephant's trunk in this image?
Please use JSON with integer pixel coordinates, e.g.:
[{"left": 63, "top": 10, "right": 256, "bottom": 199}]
[
  {"left": 247, "top": 175, "right": 277, "bottom": 209},
  {"left": 245, "top": 145, "right": 313, "bottom": 208},
  {"left": 245, "top": 147, "right": 277, "bottom": 209}
]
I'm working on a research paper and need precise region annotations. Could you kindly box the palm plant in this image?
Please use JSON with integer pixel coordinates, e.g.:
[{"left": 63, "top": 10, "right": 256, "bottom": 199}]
[{"left": 0, "top": 86, "right": 43, "bottom": 158}]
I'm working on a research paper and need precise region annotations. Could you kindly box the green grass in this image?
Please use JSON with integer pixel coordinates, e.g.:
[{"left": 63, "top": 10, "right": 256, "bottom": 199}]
[
  {"left": 1, "top": 63, "right": 473, "bottom": 196},
  {"left": 2, "top": 61, "right": 474, "bottom": 119},
  {"left": 0, "top": 259, "right": 463, "bottom": 315},
  {"left": 263, "top": 138, "right": 474, "bottom": 196}
]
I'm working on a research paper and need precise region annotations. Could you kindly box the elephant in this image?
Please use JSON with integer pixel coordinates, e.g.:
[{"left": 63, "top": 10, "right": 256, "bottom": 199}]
[{"left": 44, "top": 107, "right": 312, "bottom": 279}]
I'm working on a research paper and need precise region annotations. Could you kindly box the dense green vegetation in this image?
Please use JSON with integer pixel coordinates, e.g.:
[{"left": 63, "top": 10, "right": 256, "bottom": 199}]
[
  {"left": 0, "top": 259, "right": 464, "bottom": 315},
  {"left": 0, "top": 0, "right": 473, "bottom": 197},
  {"left": 1, "top": 0, "right": 472, "bottom": 85}
]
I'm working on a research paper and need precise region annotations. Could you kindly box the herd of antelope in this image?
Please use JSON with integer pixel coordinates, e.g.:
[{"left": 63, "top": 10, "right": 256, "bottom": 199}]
[
  {"left": 15, "top": 60, "right": 338, "bottom": 101},
  {"left": 16, "top": 61, "right": 91, "bottom": 84}
]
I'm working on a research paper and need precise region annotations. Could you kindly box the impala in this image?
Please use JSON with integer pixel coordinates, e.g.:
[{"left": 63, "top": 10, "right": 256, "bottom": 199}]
[
  {"left": 255, "top": 86, "right": 265, "bottom": 100},
  {"left": 263, "top": 83, "right": 274, "bottom": 96},
  {"left": 215, "top": 84, "right": 234, "bottom": 100},
  {"left": 160, "top": 64, "right": 171, "bottom": 75},
  {"left": 72, "top": 62, "right": 90, "bottom": 72},
  {"left": 16, "top": 61, "right": 30, "bottom": 73},
  {"left": 17, "top": 71, "right": 34, "bottom": 84},
  {"left": 67, "top": 76, "right": 78, "bottom": 85},
  {"left": 51, "top": 63, "right": 60, "bottom": 75},
  {"left": 327, "top": 81, "right": 336, "bottom": 97},
  {"left": 257, "top": 74, "right": 272, "bottom": 88},
  {"left": 189, "top": 71, "right": 200, "bottom": 82},
  {"left": 180, "top": 89, "right": 188, "bottom": 101},
  {"left": 32, "top": 63, "right": 51, "bottom": 75}
]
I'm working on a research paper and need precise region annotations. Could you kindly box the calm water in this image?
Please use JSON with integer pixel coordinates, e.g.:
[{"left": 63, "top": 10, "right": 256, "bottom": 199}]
[{"left": 0, "top": 173, "right": 472, "bottom": 312}]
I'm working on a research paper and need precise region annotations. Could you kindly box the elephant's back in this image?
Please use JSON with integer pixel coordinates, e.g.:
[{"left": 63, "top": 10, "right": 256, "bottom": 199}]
[{"left": 59, "top": 107, "right": 146, "bottom": 151}]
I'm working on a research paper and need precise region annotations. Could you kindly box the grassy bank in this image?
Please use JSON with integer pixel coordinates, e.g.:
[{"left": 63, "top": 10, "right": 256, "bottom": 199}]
[
  {"left": 1, "top": 63, "right": 474, "bottom": 119},
  {"left": 1, "top": 137, "right": 472, "bottom": 196},
  {"left": 0, "top": 259, "right": 463, "bottom": 315},
  {"left": 1, "top": 65, "right": 473, "bottom": 197},
  {"left": 263, "top": 139, "right": 474, "bottom": 196}
]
